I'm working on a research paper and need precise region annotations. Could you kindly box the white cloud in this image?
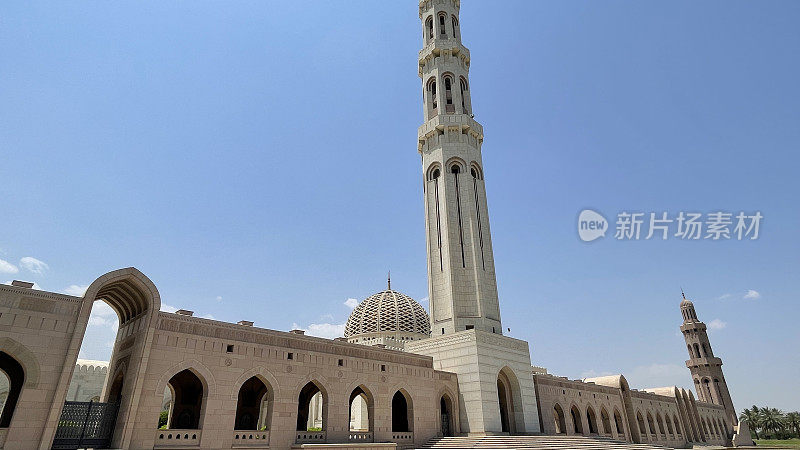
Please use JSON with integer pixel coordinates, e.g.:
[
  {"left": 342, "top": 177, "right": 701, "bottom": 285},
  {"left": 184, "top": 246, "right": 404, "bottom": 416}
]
[
  {"left": 64, "top": 284, "right": 89, "bottom": 297},
  {"left": 0, "top": 259, "right": 19, "bottom": 274},
  {"left": 291, "top": 322, "right": 346, "bottom": 339},
  {"left": 160, "top": 304, "right": 178, "bottom": 313},
  {"left": 708, "top": 319, "right": 727, "bottom": 331},
  {"left": 216, "top": 296, "right": 223, "bottom": 302},
  {"left": 743, "top": 289, "right": 761, "bottom": 299},
  {"left": 19, "top": 257, "right": 48, "bottom": 275},
  {"left": 200, "top": 314, "right": 216, "bottom": 320},
  {"left": 87, "top": 301, "right": 119, "bottom": 329},
  {"left": 419, "top": 296, "right": 429, "bottom": 304},
  {"left": 716, "top": 293, "right": 732, "bottom": 300},
  {"left": 344, "top": 298, "right": 359, "bottom": 309}
]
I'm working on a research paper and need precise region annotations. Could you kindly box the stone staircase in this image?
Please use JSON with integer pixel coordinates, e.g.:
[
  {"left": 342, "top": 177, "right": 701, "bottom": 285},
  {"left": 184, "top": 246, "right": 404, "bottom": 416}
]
[{"left": 418, "top": 435, "right": 675, "bottom": 449}]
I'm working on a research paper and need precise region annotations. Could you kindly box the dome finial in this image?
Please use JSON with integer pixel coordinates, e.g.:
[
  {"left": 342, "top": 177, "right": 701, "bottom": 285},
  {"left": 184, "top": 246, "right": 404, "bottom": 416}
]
[
  {"left": 387, "top": 271, "right": 391, "bottom": 290},
  {"left": 681, "top": 287, "right": 685, "bottom": 300}
]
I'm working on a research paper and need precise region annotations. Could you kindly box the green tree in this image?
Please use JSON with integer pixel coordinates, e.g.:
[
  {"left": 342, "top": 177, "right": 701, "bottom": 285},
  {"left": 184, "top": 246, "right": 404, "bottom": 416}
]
[
  {"left": 760, "top": 407, "right": 786, "bottom": 439},
  {"left": 785, "top": 412, "right": 800, "bottom": 438},
  {"left": 740, "top": 407, "right": 760, "bottom": 439}
]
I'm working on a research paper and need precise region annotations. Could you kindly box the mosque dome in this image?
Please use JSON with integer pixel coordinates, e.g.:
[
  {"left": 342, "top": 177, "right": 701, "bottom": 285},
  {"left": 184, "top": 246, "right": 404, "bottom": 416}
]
[{"left": 344, "top": 283, "right": 430, "bottom": 339}]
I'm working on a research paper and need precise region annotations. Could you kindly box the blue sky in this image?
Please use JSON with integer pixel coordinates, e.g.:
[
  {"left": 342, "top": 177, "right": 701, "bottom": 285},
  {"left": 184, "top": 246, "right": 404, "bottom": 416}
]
[{"left": 1, "top": 1, "right": 798, "bottom": 412}]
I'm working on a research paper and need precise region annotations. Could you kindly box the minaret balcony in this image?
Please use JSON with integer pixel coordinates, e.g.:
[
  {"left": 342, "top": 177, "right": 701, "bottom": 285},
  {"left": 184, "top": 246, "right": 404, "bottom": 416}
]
[
  {"left": 685, "top": 356, "right": 723, "bottom": 368},
  {"left": 418, "top": 114, "right": 483, "bottom": 141},
  {"left": 419, "top": 39, "right": 470, "bottom": 70}
]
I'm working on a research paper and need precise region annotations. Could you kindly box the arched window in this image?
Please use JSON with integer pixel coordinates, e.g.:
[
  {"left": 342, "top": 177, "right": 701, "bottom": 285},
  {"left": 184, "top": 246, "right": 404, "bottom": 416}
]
[
  {"left": 674, "top": 414, "right": 681, "bottom": 435},
  {"left": 443, "top": 75, "right": 455, "bottom": 113},
  {"left": 613, "top": 409, "right": 625, "bottom": 435},
  {"left": 426, "top": 77, "right": 438, "bottom": 116},
  {"left": 553, "top": 404, "right": 566, "bottom": 434},
  {"left": 702, "top": 343, "right": 709, "bottom": 357},
  {"left": 165, "top": 369, "right": 205, "bottom": 429},
  {"left": 570, "top": 405, "right": 583, "bottom": 434},
  {"left": 665, "top": 414, "right": 674, "bottom": 436},
  {"left": 646, "top": 412, "right": 656, "bottom": 436},
  {"left": 470, "top": 163, "right": 483, "bottom": 180},
  {"left": 438, "top": 14, "right": 447, "bottom": 37},
  {"left": 426, "top": 17, "right": 434, "bottom": 42},
  {"left": 459, "top": 77, "right": 470, "bottom": 114},
  {"left": 600, "top": 407, "right": 611, "bottom": 435},
  {"left": 451, "top": 16, "right": 459, "bottom": 39},
  {"left": 391, "top": 390, "right": 412, "bottom": 432},
  {"left": 656, "top": 413, "right": 665, "bottom": 436},
  {"left": 297, "top": 381, "right": 326, "bottom": 431},
  {"left": 0, "top": 352, "right": 24, "bottom": 428},
  {"left": 687, "top": 344, "right": 693, "bottom": 358},
  {"left": 701, "top": 418, "right": 708, "bottom": 436},
  {"left": 235, "top": 376, "right": 271, "bottom": 430},
  {"left": 693, "top": 343, "right": 701, "bottom": 359},
  {"left": 349, "top": 386, "right": 373, "bottom": 433},
  {"left": 586, "top": 406, "right": 598, "bottom": 434}
]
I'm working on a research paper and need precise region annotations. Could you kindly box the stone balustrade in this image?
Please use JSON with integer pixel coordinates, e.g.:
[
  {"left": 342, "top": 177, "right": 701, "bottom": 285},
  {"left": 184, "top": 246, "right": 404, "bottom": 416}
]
[
  {"left": 155, "top": 429, "right": 201, "bottom": 447},
  {"left": 295, "top": 430, "right": 326, "bottom": 443},
  {"left": 232, "top": 430, "right": 270, "bottom": 447}
]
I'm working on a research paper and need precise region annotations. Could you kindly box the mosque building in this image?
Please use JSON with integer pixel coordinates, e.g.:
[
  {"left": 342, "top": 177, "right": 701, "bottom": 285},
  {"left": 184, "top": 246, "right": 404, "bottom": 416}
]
[{"left": 0, "top": 1, "right": 754, "bottom": 449}]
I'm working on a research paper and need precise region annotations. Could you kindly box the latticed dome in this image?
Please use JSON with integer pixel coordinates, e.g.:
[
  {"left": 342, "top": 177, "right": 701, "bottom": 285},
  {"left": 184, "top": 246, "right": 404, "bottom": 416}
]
[{"left": 344, "top": 289, "right": 430, "bottom": 338}]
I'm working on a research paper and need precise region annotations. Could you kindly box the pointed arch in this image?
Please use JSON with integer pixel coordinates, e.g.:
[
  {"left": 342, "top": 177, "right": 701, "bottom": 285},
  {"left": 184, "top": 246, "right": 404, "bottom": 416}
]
[
  {"left": 553, "top": 403, "right": 566, "bottom": 434},
  {"left": 497, "top": 366, "right": 523, "bottom": 434},
  {"left": 613, "top": 408, "right": 625, "bottom": 437},
  {"left": 438, "top": 387, "right": 457, "bottom": 437},
  {"left": 600, "top": 407, "right": 611, "bottom": 435},
  {"left": 235, "top": 376, "right": 272, "bottom": 430},
  {"left": 586, "top": 405, "right": 598, "bottom": 434},
  {"left": 391, "top": 388, "right": 413, "bottom": 432},
  {"left": 0, "top": 337, "right": 39, "bottom": 388},
  {"left": 636, "top": 411, "right": 646, "bottom": 440},
  {"left": 570, "top": 404, "right": 583, "bottom": 435},
  {"left": 646, "top": 411, "right": 656, "bottom": 436},
  {"left": 296, "top": 379, "right": 328, "bottom": 432},
  {"left": 348, "top": 384, "right": 374, "bottom": 433}
]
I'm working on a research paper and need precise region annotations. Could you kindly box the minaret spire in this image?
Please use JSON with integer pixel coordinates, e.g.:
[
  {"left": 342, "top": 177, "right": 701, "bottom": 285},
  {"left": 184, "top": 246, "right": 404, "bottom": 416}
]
[
  {"left": 387, "top": 271, "right": 391, "bottom": 290},
  {"left": 418, "top": 0, "right": 501, "bottom": 336}
]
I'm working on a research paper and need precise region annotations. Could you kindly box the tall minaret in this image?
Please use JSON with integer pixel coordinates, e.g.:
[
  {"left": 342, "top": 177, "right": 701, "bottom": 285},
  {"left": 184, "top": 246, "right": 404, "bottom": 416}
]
[
  {"left": 680, "top": 293, "right": 738, "bottom": 425},
  {"left": 419, "top": 0, "right": 502, "bottom": 336}
]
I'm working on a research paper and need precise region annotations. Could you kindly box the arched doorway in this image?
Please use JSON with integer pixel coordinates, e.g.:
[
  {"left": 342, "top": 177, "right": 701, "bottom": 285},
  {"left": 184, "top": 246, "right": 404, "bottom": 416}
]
[
  {"left": 235, "top": 376, "right": 271, "bottom": 430},
  {"left": 600, "top": 407, "right": 611, "bottom": 435},
  {"left": 496, "top": 367, "right": 520, "bottom": 434},
  {"left": 613, "top": 408, "right": 625, "bottom": 437},
  {"left": 636, "top": 411, "right": 646, "bottom": 441},
  {"left": 0, "top": 352, "right": 24, "bottom": 428},
  {"left": 391, "top": 390, "right": 412, "bottom": 433},
  {"left": 440, "top": 394, "right": 454, "bottom": 437},
  {"left": 553, "top": 404, "right": 566, "bottom": 434},
  {"left": 348, "top": 386, "right": 373, "bottom": 435},
  {"left": 586, "top": 406, "right": 598, "bottom": 434},
  {"left": 297, "top": 382, "right": 326, "bottom": 432},
  {"left": 49, "top": 268, "right": 161, "bottom": 449},
  {"left": 570, "top": 405, "right": 583, "bottom": 435},
  {"left": 165, "top": 369, "right": 205, "bottom": 429},
  {"left": 646, "top": 412, "right": 656, "bottom": 437}
]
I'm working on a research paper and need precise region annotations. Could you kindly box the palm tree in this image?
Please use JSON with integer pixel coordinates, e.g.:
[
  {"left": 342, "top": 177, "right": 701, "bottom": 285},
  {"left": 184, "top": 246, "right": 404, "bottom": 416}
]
[
  {"left": 740, "top": 408, "right": 760, "bottom": 439},
  {"left": 760, "top": 407, "right": 785, "bottom": 439},
  {"left": 786, "top": 412, "right": 800, "bottom": 438}
]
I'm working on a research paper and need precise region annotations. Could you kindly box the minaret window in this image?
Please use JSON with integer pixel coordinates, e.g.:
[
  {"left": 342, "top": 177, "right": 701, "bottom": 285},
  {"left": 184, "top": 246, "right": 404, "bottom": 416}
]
[
  {"left": 439, "top": 14, "right": 447, "bottom": 37},
  {"left": 471, "top": 164, "right": 485, "bottom": 269},
  {"left": 443, "top": 75, "right": 455, "bottom": 113},
  {"left": 451, "top": 16, "right": 459, "bottom": 40},
  {"left": 426, "top": 17, "right": 434, "bottom": 42},
  {"left": 426, "top": 78, "right": 438, "bottom": 117},
  {"left": 460, "top": 77, "right": 470, "bottom": 114},
  {"left": 428, "top": 165, "right": 443, "bottom": 271},
  {"left": 451, "top": 164, "right": 466, "bottom": 268}
]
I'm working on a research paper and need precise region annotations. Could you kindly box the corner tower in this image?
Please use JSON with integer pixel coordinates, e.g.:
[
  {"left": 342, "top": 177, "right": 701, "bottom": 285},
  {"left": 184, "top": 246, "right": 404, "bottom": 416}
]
[
  {"left": 419, "top": 0, "right": 501, "bottom": 336},
  {"left": 680, "top": 293, "right": 737, "bottom": 425}
]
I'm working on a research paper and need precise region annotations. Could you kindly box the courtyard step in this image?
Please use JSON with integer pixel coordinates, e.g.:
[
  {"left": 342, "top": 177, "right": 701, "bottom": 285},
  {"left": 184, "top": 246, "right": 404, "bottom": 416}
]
[{"left": 418, "top": 435, "right": 674, "bottom": 449}]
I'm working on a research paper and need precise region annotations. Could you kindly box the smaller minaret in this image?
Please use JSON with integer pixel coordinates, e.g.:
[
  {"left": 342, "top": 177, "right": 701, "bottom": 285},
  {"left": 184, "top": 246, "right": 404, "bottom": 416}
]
[{"left": 680, "top": 292, "right": 738, "bottom": 426}]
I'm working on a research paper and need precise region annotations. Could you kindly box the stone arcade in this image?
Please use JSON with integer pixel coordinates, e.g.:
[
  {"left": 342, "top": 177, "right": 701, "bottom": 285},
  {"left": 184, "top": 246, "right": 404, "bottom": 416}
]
[{"left": 0, "top": 1, "right": 753, "bottom": 449}]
